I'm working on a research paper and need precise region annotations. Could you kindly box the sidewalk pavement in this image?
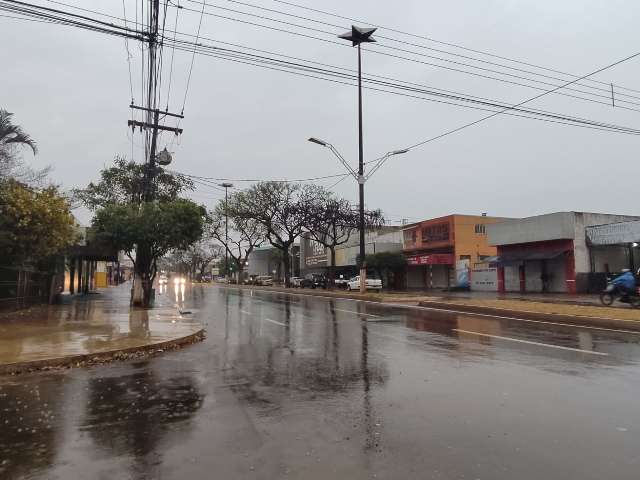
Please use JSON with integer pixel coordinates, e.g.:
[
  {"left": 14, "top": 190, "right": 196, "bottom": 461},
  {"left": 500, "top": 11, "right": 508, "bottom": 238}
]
[{"left": 0, "top": 282, "right": 203, "bottom": 372}]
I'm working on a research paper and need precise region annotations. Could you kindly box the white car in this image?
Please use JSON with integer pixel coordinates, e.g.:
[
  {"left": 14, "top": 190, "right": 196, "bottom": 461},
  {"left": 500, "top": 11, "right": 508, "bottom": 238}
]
[{"left": 347, "top": 276, "right": 382, "bottom": 291}]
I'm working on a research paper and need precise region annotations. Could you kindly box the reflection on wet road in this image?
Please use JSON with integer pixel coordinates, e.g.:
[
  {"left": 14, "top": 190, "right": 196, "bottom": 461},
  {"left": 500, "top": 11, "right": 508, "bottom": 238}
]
[{"left": 2, "top": 285, "right": 640, "bottom": 479}]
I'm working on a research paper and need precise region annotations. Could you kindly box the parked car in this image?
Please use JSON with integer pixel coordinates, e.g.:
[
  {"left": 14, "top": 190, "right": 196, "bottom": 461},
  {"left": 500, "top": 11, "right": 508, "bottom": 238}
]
[
  {"left": 347, "top": 276, "right": 382, "bottom": 291},
  {"left": 301, "top": 273, "right": 327, "bottom": 289},
  {"left": 255, "top": 275, "right": 273, "bottom": 286},
  {"left": 290, "top": 277, "right": 303, "bottom": 288},
  {"left": 334, "top": 277, "right": 350, "bottom": 289}
]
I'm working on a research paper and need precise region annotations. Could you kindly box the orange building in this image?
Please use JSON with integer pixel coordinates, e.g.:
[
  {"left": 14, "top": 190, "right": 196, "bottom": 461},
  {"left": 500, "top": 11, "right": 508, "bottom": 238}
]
[{"left": 403, "top": 214, "right": 506, "bottom": 289}]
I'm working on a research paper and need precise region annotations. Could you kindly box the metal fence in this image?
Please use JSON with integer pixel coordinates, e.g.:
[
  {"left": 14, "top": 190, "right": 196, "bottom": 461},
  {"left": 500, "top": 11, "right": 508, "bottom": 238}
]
[{"left": 0, "top": 266, "right": 51, "bottom": 311}]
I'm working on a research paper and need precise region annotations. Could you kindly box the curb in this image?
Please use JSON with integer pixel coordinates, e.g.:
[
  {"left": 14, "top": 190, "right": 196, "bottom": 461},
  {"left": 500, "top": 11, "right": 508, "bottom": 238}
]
[
  {"left": 417, "top": 301, "right": 640, "bottom": 332},
  {"left": 0, "top": 328, "right": 206, "bottom": 376}
]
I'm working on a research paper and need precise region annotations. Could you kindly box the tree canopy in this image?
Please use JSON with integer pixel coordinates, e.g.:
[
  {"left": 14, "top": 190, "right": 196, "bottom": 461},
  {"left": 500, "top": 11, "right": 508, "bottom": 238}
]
[
  {"left": 73, "top": 156, "right": 194, "bottom": 209},
  {"left": 0, "top": 179, "right": 77, "bottom": 266}
]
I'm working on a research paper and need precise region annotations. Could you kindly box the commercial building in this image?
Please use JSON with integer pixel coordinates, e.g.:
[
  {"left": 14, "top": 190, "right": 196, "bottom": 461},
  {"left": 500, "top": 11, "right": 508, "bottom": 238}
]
[
  {"left": 247, "top": 244, "right": 300, "bottom": 281},
  {"left": 299, "top": 228, "right": 403, "bottom": 283},
  {"left": 487, "top": 212, "right": 639, "bottom": 293},
  {"left": 403, "top": 214, "right": 505, "bottom": 290}
]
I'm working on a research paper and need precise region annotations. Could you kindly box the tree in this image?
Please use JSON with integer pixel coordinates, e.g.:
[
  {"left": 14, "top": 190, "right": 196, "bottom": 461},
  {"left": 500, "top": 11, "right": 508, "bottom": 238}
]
[
  {"left": 179, "top": 240, "right": 223, "bottom": 280},
  {"left": 232, "top": 182, "right": 317, "bottom": 287},
  {"left": 0, "top": 109, "right": 49, "bottom": 186},
  {"left": 92, "top": 199, "right": 206, "bottom": 306},
  {"left": 305, "top": 193, "right": 384, "bottom": 289},
  {"left": 0, "top": 179, "right": 77, "bottom": 266},
  {"left": 77, "top": 157, "right": 202, "bottom": 307},
  {"left": 73, "top": 156, "right": 193, "bottom": 210},
  {"left": 361, "top": 251, "right": 407, "bottom": 290},
  {"left": 209, "top": 190, "right": 265, "bottom": 282}
]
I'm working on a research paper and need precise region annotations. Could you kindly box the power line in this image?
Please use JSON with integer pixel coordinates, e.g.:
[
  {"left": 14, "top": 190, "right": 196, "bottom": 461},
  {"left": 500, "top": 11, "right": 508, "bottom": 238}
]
[
  {"left": 402, "top": 49, "right": 640, "bottom": 151},
  {"left": 162, "top": 38, "right": 640, "bottom": 136},
  {"left": 268, "top": 0, "right": 640, "bottom": 96},
  {"left": 175, "top": 170, "right": 351, "bottom": 183},
  {"left": 180, "top": 0, "right": 206, "bottom": 114},
  {"left": 171, "top": 0, "right": 640, "bottom": 109}
]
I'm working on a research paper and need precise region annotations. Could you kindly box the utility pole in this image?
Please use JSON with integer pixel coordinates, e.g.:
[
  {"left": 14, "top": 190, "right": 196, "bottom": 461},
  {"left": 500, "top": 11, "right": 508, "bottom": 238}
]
[
  {"left": 127, "top": 0, "right": 183, "bottom": 306},
  {"left": 221, "top": 182, "right": 234, "bottom": 280}
]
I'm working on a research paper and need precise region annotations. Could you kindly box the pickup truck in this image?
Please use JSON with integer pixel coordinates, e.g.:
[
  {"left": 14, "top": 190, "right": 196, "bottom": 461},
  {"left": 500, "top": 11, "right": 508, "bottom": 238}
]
[{"left": 347, "top": 276, "right": 382, "bottom": 291}]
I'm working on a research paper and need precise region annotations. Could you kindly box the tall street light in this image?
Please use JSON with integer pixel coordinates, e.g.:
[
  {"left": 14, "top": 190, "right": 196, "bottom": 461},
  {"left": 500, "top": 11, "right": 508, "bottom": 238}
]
[
  {"left": 308, "top": 137, "right": 407, "bottom": 286},
  {"left": 338, "top": 25, "right": 377, "bottom": 293},
  {"left": 220, "top": 182, "right": 234, "bottom": 280}
]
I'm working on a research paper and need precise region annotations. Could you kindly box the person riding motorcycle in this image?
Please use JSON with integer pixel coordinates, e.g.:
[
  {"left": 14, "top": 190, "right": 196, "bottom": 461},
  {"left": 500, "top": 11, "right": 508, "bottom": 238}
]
[{"left": 611, "top": 269, "right": 637, "bottom": 298}]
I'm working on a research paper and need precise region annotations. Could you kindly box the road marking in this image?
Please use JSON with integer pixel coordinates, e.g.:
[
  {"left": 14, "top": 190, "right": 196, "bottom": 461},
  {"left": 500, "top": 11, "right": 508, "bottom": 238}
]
[
  {"left": 264, "top": 318, "right": 286, "bottom": 327},
  {"left": 453, "top": 329, "right": 609, "bottom": 356},
  {"left": 332, "top": 308, "right": 380, "bottom": 317},
  {"left": 240, "top": 309, "right": 251, "bottom": 315},
  {"left": 217, "top": 286, "right": 640, "bottom": 336}
]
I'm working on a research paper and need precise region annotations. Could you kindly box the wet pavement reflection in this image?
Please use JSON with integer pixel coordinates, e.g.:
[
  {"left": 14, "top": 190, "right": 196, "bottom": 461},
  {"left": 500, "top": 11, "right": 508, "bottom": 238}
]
[{"left": 2, "top": 284, "right": 640, "bottom": 479}]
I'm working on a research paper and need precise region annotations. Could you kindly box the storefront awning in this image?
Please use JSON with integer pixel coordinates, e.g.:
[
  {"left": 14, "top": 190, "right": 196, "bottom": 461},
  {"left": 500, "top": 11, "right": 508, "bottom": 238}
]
[{"left": 492, "top": 247, "right": 568, "bottom": 266}]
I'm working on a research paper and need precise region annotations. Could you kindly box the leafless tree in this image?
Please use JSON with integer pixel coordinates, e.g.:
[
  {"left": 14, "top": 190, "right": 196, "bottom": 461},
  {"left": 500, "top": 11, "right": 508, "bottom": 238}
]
[
  {"left": 231, "top": 182, "right": 320, "bottom": 287},
  {"left": 305, "top": 194, "right": 384, "bottom": 288},
  {"left": 209, "top": 190, "right": 265, "bottom": 282}
]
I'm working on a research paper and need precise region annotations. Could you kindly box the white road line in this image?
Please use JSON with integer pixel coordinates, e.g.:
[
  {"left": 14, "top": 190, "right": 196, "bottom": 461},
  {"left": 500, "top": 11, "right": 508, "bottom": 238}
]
[
  {"left": 332, "top": 308, "right": 380, "bottom": 317},
  {"left": 263, "top": 318, "right": 286, "bottom": 327},
  {"left": 240, "top": 309, "right": 251, "bottom": 315},
  {"left": 217, "top": 286, "right": 640, "bottom": 336},
  {"left": 453, "top": 329, "right": 609, "bottom": 356}
]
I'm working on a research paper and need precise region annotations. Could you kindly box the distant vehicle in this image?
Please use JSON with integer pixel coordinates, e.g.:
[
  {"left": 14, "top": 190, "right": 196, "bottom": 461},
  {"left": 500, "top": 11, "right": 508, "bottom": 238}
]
[
  {"left": 201, "top": 274, "right": 212, "bottom": 282},
  {"left": 290, "top": 277, "right": 302, "bottom": 288},
  {"left": 301, "top": 273, "right": 327, "bottom": 289},
  {"left": 347, "top": 276, "right": 382, "bottom": 291},
  {"left": 334, "top": 277, "right": 349, "bottom": 289},
  {"left": 158, "top": 274, "right": 168, "bottom": 285},
  {"left": 173, "top": 276, "right": 187, "bottom": 285},
  {"left": 255, "top": 276, "right": 273, "bottom": 286}
]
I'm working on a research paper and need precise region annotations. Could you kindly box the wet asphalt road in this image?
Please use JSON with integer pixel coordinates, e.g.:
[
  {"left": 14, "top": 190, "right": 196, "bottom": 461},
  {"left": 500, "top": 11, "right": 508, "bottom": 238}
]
[{"left": 2, "top": 285, "right": 640, "bottom": 480}]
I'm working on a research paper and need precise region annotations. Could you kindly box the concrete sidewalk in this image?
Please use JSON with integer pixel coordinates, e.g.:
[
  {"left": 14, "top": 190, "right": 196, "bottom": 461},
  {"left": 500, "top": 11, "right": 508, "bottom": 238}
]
[{"left": 0, "top": 282, "right": 204, "bottom": 373}]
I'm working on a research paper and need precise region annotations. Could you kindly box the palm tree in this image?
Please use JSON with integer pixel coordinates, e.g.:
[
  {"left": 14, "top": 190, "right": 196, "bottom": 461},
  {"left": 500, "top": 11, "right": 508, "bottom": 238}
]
[
  {"left": 0, "top": 109, "right": 42, "bottom": 183},
  {"left": 0, "top": 109, "right": 37, "bottom": 156}
]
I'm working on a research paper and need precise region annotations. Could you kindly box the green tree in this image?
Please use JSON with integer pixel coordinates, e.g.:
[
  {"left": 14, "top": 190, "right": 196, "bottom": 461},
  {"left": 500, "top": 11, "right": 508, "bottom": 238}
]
[
  {"left": 360, "top": 251, "right": 406, "bottom": 290},
  {"left": 73, "top": 156, "right": 193, "bottom": 209},
  {"left": 0, "top": 179, "right": 77, "bottom": 266},
  {"left": 93, "top": 200, "right": 206, "bottom": 305},
  {"left": 77, "top": 157, "right": 201, "bottom": 307}
]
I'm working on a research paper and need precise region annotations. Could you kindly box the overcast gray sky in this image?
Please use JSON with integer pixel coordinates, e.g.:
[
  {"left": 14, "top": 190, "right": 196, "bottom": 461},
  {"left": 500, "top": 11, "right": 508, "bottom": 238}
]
[{"left": 2, "top": 0, "right": 640, "bottom": 225}]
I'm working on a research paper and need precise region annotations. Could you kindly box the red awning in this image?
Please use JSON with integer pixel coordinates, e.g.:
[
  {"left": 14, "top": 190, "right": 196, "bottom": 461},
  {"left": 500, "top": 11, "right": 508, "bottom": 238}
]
[{"left": 406, "top": 253, "right": 454, "bottom": 266}]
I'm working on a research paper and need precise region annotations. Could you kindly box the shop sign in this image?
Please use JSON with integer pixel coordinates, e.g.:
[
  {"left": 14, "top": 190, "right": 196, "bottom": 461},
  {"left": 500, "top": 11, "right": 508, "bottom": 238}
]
[{"left": 407, "top": 253, "right": 454, "bottom": 265}]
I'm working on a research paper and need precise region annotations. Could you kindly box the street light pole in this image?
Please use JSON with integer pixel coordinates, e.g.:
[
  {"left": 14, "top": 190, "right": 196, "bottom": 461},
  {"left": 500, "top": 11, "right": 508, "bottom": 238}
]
[
  {"left": 220, "top": 182, "right": 233, "bottom": 280},
  {"left": 357, "top": 43, "right": 367, "bottom": 293},
  {"left": 339, "top": 26, "right": 376, "bottom": 293}
]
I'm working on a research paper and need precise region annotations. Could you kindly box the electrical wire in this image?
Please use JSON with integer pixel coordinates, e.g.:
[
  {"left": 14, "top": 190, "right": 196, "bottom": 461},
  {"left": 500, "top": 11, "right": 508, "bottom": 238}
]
[{"left": 268, "top": 0, "right": 640, "bottom": 96}]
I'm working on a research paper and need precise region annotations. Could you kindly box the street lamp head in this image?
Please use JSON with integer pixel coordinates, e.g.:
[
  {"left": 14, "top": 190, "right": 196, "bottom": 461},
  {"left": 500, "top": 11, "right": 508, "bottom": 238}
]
[
  {"left": 308, "top": 137, "right": 329, "bottom": 147},
  {"left": 338, "top": 25, "right": 377, "bottom": 46},
  {"left": 220, "top": 182, "right": 234, "bottom": 188},
  {"left": 391, "top": 149, "right": 409, "bottom": 156}
]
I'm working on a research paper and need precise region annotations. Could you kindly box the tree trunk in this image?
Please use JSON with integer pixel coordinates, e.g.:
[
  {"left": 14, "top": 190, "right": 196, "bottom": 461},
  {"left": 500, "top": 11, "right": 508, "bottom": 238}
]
[
  {"left": 132, "top": 244, "right": 154, "bottom": 308},
  {"left": 328, "top": 247, "right": 336, "bottom": 290},
  {"left": 282, "top": 248, "right": 291, "bottom": 288}
]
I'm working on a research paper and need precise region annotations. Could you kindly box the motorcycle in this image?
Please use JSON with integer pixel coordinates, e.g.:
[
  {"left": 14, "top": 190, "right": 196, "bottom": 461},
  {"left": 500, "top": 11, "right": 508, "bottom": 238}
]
[{"left": 599, "top": 283, "right": 640, "bottom": 308}]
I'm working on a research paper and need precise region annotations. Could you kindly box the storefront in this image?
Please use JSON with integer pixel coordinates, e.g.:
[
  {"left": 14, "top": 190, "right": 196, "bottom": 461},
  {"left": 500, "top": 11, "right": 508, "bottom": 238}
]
[{"left": 406, "top": 253, "right": 455, "bottom": 289}]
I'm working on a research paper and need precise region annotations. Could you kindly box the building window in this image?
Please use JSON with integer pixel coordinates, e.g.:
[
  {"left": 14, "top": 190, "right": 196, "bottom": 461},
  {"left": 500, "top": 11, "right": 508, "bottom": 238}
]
[
  {"left": 404, "top": 229, "right": 417, "bottom": 244},
  {"left": 474, "top": 224, "right": 486, "bottom": 234},
  {"left": 459, "top": 255, "right": 471, "bottom": 260},
  {"left": 422, "top": 223, "right": 450, "bottom": 243}
]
